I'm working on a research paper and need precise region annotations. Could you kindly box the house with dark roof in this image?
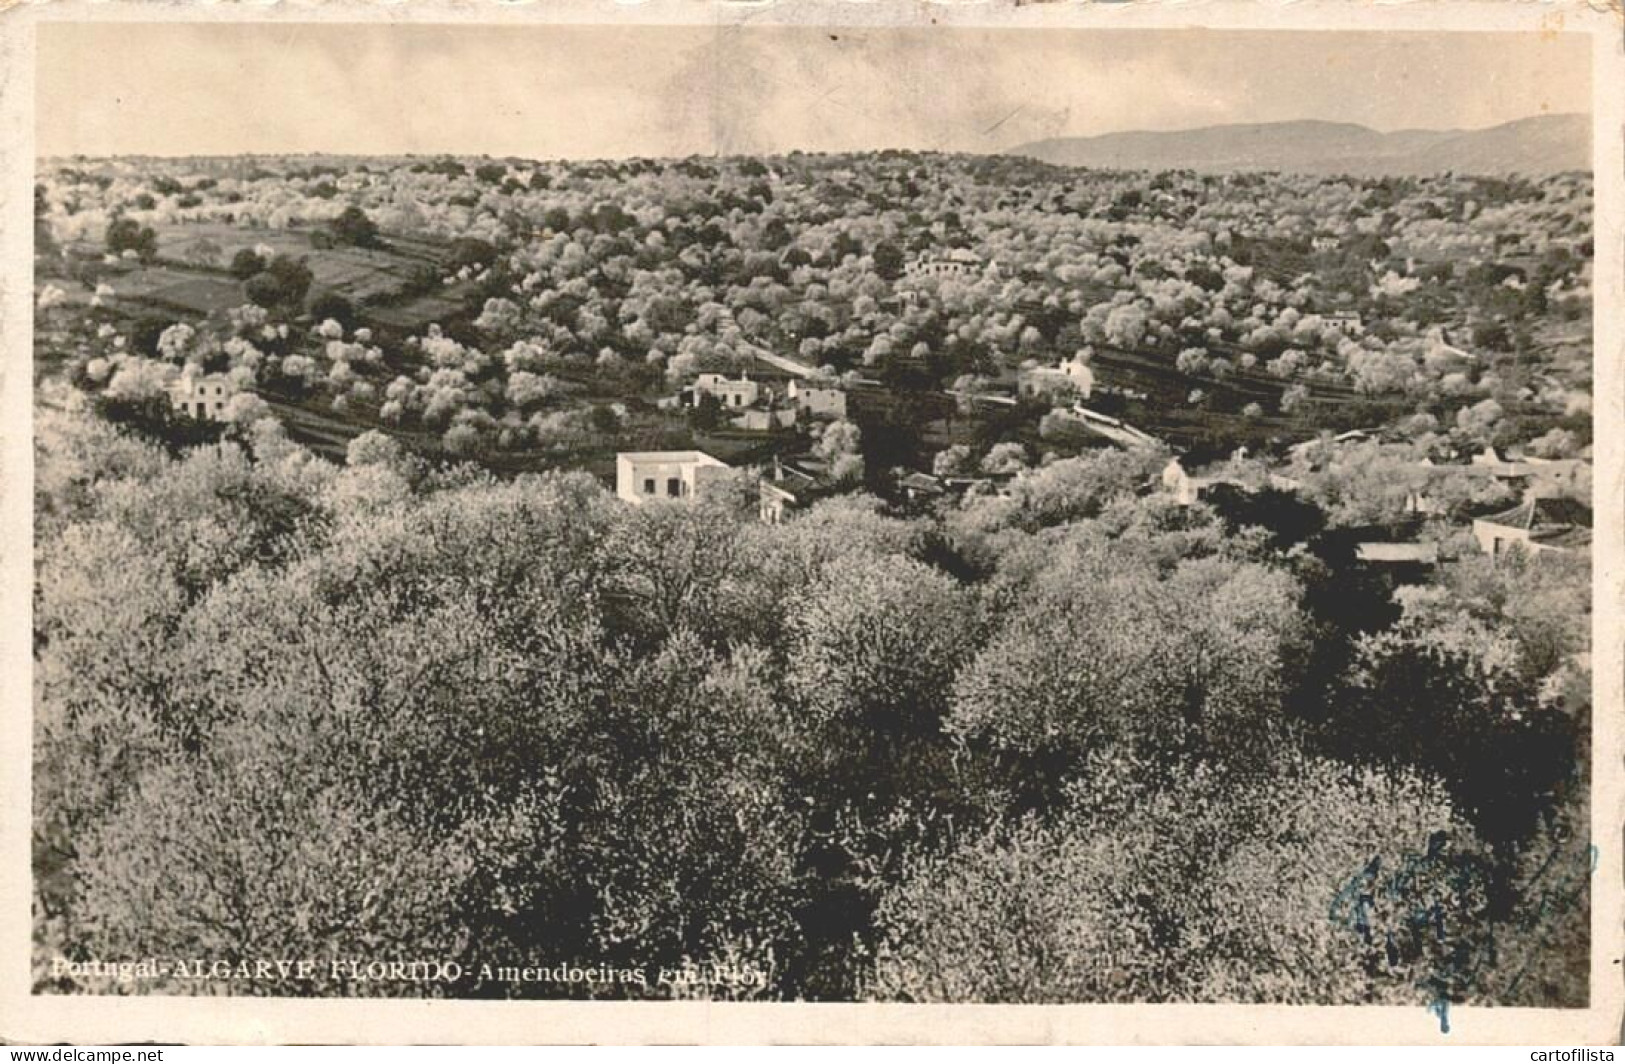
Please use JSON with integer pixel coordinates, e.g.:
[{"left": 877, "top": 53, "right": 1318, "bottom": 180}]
[
  {"left": 1471, "top": 496, "right": 1592, "bottom": 561},
  {"left": 898, "top": 471, "right": 948, "bottom": 506},
  {"left": 757, "top": 456, "right": 840, "bottom": 524}
]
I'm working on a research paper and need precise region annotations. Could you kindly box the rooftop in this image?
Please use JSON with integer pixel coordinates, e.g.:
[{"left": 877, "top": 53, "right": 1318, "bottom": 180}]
[
  {"left": 616, "top": 450, "right": 728, "bottom": 466},
  {"left": 1356, "top": 542, "right": 1440, "bottom": 564},
  {"left": 1479, "top": 495, "right": 1592, "bottom": 533}
]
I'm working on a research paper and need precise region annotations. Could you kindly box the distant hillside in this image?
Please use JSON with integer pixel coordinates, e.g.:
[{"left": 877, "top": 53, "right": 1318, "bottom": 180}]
[{"left": 1007, "top": 114, "right": 1591, "bottom": 177}]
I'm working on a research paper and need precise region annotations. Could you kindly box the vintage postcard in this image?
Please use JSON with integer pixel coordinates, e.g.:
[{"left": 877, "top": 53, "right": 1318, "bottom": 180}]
[{"left": 0, "top": 0, "right": 1620, "bottom": 1045}]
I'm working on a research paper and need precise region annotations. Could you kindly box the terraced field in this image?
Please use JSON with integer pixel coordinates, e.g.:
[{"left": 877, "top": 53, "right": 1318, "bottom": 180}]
[{"left": 52, "top": 226, "right": 472, "bottom": 331}]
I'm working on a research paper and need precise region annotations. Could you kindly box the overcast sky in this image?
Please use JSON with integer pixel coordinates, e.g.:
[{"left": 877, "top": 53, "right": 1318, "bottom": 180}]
[{"left": 37, "top": 23, "right": 1593, "bottom": 159}]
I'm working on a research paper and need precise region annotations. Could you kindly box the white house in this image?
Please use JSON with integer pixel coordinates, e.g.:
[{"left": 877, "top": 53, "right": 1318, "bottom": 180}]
[
  {"left": 692, "top": 373, "right": 762, "bottom": 410},
  {"left": 615, "top": 451, "right": 731, "bottom": 505},
  {"left": 1161, "top": 457, "right": 1200, "bottom": 507},
  {"left": 787, "top": 379, "right": 848, "bottom": 419},
  {"left": 1017, "top": 354, "right": 1095, "bottom": 400},
  {"left": 1322, "top": 311, "right": 1364, "bottom": 335},
  {"left": 1470, "top": 447, "right": 1586, "bottom": 492},
  {"left": 1471, "top": 496, "right": 1592, "bottom": 561},
  {"left": 1288, "top": 428, "right": 1379, "bottom": 463},
  {"left": 167, "top": 373, "right": 235, "bottom": 420},
  {"left": 904, "top": 248, "right": 1002, "bottom": 281},
  {"left": 732, "top": 408, "right": 797, "bottom": 432},
  {"left": 1521, "top": 455, "right": 1587, "bottom": 492}
]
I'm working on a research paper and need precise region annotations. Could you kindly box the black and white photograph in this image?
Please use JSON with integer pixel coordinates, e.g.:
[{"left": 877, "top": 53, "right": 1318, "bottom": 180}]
[{"left": 9, "top": 3, "right": 1622, "bottom": 1045}]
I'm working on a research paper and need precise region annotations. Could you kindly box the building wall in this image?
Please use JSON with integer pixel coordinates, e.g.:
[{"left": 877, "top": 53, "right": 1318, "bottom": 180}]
[
  {"left": 693, "top": 375, "right": 761, "bottom": 409},
  {"left": 1471, "top": 519, "right": 1530, "bottom": 558},
  {"left": 616, "top": 454, "right": 728, "bottom": 505},
  {"left": 1161, "top": 461, "right": 1199, "bottom": 507},
  {"left": 788, "top": 380, "right": 847, "bottom": 418},
  {"left": 1062, "top": 360, "right": 1095, "bottom": 398},
  {"left": 168, "top": 377, "right": 233, "bottom": 420},
  {"left": 1018, "top": 364, "right": 1091, "bottom": 400},
  {"left": 759, "top": 484, "right": 796, "bottom": 525},
  {"left": 714, "top": 381, "right": 760, "bottom": 408},
  {"left": 732, "top": 408, "right": 797, "bottom": 431},
  {"left": 905, "top": 258, "right": 981, "bottom": 279},
  {"left": 1017, "top": 369, "right": 1062, "bottom": 397}
]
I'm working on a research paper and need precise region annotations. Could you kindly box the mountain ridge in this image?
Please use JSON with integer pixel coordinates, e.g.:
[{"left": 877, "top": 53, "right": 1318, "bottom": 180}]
[{"left": 1007, "top": 114, "right": 1591, "bottom": 176}]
